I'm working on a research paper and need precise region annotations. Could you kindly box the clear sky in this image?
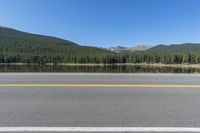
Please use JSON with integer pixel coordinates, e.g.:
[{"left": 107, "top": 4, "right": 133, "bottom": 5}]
[{"left": 0, "top": 0, "right": 200, "bottom": 47}]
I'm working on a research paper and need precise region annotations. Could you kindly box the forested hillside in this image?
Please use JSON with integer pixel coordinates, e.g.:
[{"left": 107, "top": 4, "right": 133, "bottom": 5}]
[
  {"left": 146, "top": 43, "right": 200, "bottom": 53},
  {"left": 0, "top": 27, "right": 117, "bottom": 64},
  {"left": 1, "top": 26, "right": 200, "bottom": 64},
  {"left": 124, "top": 43, "right": 200, "bottom": 64}
]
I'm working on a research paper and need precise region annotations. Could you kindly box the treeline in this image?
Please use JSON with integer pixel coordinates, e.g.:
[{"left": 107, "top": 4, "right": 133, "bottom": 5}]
[
  {"left": 1, "top": 52, "right": 200, "bottom": 64},
  {"left": 121, "top": 53, "right": 200, "bottom": 64},
  {"left": 0, "top": 44, "right": 118, "bottom": 64},
  {"left": 0, "top": 53, "right": 118, "bottom": 64},
  {"left": 1, "top": 39, "right": 200, "bottom": 64}
]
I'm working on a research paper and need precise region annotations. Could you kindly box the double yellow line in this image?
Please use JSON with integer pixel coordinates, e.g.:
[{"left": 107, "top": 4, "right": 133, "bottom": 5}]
[{"left": 0, "top": 84, "right": 199, "bottom": 88}]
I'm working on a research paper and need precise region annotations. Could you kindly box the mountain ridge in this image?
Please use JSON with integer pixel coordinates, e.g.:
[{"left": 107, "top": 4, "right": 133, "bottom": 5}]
[{"left": 146, "top": 43, "right": 200, "bottom": 53}]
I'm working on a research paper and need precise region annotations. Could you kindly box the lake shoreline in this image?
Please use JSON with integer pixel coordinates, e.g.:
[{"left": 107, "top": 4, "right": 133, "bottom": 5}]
[
  {"left": 115, "top": 63, "right": 200, "bottom": 69},
  {"left": 0, "top": 63, "right": 200, "bottom": 69}
]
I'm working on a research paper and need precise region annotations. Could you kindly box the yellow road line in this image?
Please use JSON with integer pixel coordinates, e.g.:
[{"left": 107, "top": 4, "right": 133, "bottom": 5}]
[{"left": 0, "top": 84, "right": 199, "bottom": 88}]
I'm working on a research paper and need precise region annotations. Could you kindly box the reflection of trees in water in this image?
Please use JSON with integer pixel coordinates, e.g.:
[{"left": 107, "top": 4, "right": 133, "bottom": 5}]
[{"left": 0, "top": 65, "right": 199, "bottom": 73}]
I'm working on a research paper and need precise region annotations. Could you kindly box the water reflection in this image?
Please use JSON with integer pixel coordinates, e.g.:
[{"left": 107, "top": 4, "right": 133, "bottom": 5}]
[{"left": 0, "top": 65, "right": 199, "bottom": 73}]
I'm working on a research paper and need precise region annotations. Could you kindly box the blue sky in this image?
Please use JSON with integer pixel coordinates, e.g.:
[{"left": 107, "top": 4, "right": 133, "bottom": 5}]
[{"left": 0, "top": 0, "right": 200, "bottom": 47}]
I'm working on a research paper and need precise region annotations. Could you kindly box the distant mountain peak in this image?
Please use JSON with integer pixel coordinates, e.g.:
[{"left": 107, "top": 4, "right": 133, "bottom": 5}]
[{"left": 107, "top": 44, "right": 152, "bottom": 52}]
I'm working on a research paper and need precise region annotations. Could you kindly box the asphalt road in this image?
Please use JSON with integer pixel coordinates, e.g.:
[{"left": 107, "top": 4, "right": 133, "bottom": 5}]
[{"left": 0, "top": 73, "right": 200, "bottom": 132}]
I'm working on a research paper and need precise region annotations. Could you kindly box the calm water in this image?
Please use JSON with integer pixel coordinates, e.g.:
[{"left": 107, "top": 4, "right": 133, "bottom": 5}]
[{"left": 0, "top": 65, "right": 199, "bottom": 73}]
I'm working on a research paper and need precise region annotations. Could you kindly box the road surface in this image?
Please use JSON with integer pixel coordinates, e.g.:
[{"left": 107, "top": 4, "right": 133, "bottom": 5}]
[{"left": 0, "top": 73, "right": 200, "bottom": 132}]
